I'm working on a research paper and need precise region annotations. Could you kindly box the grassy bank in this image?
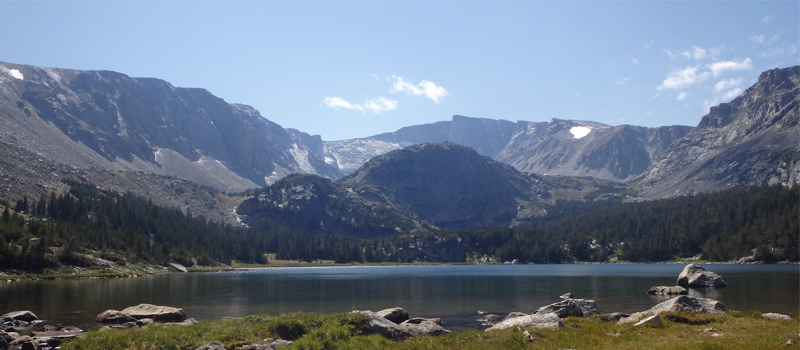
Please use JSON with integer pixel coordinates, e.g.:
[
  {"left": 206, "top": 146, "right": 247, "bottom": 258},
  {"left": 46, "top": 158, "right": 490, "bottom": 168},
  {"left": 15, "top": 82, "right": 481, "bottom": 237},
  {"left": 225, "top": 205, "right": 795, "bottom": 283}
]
[{"left": 61, "top": 311, "right": 798, "bottom": 350}]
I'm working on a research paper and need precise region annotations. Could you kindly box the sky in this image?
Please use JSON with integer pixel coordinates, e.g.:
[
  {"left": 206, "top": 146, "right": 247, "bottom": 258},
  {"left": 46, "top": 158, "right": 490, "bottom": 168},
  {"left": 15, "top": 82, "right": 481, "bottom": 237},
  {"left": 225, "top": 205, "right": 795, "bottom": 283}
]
[{"left": 2, "top": 1, "right": 798, "bottom": 141}]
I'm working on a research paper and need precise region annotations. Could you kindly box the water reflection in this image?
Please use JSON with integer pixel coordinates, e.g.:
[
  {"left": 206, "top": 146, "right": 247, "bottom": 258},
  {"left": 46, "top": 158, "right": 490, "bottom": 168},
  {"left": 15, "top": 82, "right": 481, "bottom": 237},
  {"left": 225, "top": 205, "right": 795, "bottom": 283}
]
[{"left": 1, "top": 264, "right": 796, "bottom": 330}]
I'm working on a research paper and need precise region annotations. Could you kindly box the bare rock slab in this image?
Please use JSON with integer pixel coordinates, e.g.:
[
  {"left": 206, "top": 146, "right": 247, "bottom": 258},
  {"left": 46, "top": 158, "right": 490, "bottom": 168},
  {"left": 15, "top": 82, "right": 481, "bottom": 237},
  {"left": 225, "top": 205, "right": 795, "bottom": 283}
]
[
  {"left": 352, "top": 310, "right": 411, "bottom": 341},
  {"left": 677, "top": 264, "right": 728, "bottom": 288},
  {"left": 618, "top": 296, "right": 727, "bottom": 324},
  {"left": 486, "top": 312, "right": 564, "bottom": 331},
  {"left": 121, "top": 303, "right": 186, "bottom": 322},
  {"left": 376, "top": 307, "right": 409, "bottom": 324}
]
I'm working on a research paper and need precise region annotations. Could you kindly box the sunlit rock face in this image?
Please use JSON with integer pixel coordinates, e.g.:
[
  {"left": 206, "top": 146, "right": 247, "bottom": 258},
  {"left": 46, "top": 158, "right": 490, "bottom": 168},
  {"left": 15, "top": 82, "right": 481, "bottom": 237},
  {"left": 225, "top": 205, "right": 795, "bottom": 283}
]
[
  {"left": 0, "top": 61, "right": 340, "bottom": 193},
  {"left": 639, "top": 66, "right": 800, "bottom": 199}
]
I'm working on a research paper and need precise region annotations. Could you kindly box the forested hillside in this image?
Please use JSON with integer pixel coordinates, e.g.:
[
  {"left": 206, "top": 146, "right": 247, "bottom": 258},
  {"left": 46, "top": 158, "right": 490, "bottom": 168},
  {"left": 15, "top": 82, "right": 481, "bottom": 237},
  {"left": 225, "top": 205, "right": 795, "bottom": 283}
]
[{"left": 1, "top": 181, "right": 796, "bottom": 273}]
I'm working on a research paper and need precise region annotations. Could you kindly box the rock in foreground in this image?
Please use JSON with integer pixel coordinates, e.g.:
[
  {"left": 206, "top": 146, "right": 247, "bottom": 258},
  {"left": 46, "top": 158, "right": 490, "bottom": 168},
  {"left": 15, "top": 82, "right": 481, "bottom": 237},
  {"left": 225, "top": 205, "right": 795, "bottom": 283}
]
[
  {"left": 120, "top": 303, "right": 187, "bottom": 322},
  {"left": 618, "top": 296, "right": 727, "bottom": 324},
  {"left": 485, "top": 312, "right": 564, "bottom": 331}
]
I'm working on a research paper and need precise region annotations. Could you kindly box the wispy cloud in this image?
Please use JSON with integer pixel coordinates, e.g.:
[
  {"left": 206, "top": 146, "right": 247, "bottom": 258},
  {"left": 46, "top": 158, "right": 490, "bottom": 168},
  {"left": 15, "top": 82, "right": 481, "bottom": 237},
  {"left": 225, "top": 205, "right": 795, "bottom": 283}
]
[
  {"left": 657, "top": 66, "right": 711, "bottom": 90},
  {"left": 708, "top": 58, "right": 752, "bottom": 76},
  {"left": 664, "top": 46, "right": 707, "bottom": 60},
  {"left": 760, "top": 44, "right": 798, "bottom": 58},
  {"left": 323, "top": 96, "right": 398, "bottom": 114},
  {"left": 714, "top": 78, "right": 742, "bottom": 92},
  {"left": 762, "top": 15, "right": 773, "bottom": 24},
  {"left": 676, "top": 92, "right": 688, "bottom": 101},
  {"left": 390, "top": 76, "right": 448, "bottom": 103}
]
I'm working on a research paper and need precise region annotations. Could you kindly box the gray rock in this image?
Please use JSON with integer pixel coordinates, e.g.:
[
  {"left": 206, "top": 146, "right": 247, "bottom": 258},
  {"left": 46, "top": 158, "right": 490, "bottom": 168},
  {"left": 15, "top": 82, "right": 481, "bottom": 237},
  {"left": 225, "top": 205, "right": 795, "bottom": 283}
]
[
  {"left": 605, "top": 312, "right": 630, "bottom": 321},
  {"left": 486, "top": 312, "right": 564, "bottom": 331},
  {"left": 572, "top": 299, "right": 598, "bottom": 316},
  {"left": 95, "top": 310, "right": 137, "bottom": 324},
  {"left": 376, "top": 307, "right": 409, "bottom": 324},
  {"left": 618, "top": 296, "right": 727, "bottom": 324},
  {"left": 195, "top": 342, "right": 226, "bottom": 350},
  {"left": 504, "top": 312, "right": 528, "bottom": 321},
  {"left": 634, "top": 314, "right": 662, "bottom": 327},
  {"left": 0, "top": 330, "right": 15, "bottom": 342},
  {"left": 352, "top": 310, "right": 411, "bottom": 341},
  {"left": 399, "top": 318, "right": 451, "bottom": 337},
  {"left": 533, "top": 299, "right": 584, "bottom": 318},
  {"left": 8, "top": 335, "right": 37, "bottom": 348},
  {"left": 112, "top": 322, "right": 140, "bottom": 329},
  {"left": 677, "top": 264, "right": 728, "bottom": 288},
  {"left": 762, "top": 313, "right": 793, "bottom": 321},
  {"left": 121, "top": 303, "right": 186, "bottom": 322},
  {"left": 0, "top": 311, "right": 37, "bottom": 323},
  {"left": 31, "top": 330, "right": 87, "bottom": 347},
  {"left": 648, "top": 286, "right": 688, "bottom": 295},
  {"left": 169, "top": 263, "right": 188, "bottom": 273},
  {"left": 269, "top": 339, "right": 293, "bottom": 348},
  {"left": 559, "top": 292, "right": 573, "bottom": 299}
]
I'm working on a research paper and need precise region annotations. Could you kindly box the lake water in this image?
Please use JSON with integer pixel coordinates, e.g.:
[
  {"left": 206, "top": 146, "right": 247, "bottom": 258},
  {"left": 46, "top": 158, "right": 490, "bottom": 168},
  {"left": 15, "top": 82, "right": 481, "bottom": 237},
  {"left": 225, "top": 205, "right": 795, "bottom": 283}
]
[{"left": 1, "top": 264, "right": 797, "bottom": 331}]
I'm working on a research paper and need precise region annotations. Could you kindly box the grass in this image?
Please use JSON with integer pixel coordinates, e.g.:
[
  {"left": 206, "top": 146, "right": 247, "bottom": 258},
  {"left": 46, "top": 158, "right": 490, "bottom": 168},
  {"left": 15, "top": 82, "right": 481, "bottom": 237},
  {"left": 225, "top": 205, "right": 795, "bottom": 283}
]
[{"left": 60, "top": 311, "right": 798, "bottom": 350}]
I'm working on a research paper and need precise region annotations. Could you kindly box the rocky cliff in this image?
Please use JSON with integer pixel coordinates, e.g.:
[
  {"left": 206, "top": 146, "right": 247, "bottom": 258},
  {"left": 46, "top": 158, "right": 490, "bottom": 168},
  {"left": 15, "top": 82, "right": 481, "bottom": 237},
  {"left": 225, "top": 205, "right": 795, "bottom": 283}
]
[
  {"left": 323, "top": 115, "right": 691, "bottom": 182},
  {"left": 638, "top": 66, "right": 799, "bottom": 198},
  {"left": 0, "top": 61, "right": 340, "bottom": 195}
]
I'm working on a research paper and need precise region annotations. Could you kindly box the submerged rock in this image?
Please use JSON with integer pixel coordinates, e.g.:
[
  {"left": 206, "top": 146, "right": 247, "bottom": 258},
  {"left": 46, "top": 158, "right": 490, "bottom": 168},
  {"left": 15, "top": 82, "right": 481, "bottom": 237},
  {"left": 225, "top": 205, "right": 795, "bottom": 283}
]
[
  {"left": 677, "top": 264, "right": 728, "bottom": 288},
  {"left": 648, "top": 286, "right": 688, "bottom": 295}
]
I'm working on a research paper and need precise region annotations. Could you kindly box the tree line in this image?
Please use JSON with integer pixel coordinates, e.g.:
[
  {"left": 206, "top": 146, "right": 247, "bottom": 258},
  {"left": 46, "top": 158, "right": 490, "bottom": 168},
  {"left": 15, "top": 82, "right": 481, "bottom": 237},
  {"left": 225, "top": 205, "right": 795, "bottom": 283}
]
[{"left": 1, "top": 181, "right": 797, "bottom": 272}]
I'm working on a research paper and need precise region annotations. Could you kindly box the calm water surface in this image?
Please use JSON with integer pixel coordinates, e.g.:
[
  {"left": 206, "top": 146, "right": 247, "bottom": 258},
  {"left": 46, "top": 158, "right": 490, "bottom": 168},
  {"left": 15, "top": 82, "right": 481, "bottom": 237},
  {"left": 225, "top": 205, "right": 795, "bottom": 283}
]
[{"left": 1, "top": 264, "right": 797, "bottom": 330}]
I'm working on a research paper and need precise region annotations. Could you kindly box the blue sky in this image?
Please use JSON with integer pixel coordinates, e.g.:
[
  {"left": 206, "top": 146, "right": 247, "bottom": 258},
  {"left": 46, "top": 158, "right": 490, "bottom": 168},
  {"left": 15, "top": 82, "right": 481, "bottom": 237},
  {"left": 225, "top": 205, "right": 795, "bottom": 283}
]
[{"left": 2, "top": 1, "right": 798, "bottom": 141}]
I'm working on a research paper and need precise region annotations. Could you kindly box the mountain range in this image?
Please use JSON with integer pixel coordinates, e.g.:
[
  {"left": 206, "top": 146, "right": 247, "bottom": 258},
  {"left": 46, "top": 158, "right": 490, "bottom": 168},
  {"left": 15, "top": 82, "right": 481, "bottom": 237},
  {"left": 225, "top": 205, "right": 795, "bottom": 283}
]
[{"left": 0, "top": 61, "right": 797, "bottom": 227}]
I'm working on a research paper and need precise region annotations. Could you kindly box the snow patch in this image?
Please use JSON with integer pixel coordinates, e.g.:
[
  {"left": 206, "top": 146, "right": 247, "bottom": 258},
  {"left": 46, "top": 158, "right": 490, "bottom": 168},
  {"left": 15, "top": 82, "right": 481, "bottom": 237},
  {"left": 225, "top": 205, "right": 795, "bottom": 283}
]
[
  {"left": 569, "top": 126, "right": 592, "bottom": 139},
  {"left": 9, "top": 69, "right": 23, "bottom": 80}
]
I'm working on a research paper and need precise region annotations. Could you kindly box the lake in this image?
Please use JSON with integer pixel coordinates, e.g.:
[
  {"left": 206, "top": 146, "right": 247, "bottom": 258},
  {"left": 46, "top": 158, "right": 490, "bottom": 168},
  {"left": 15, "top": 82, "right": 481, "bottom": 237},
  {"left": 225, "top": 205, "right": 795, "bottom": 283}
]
[{"left": 1, "top": 264, "right": 797, "bottom": 331}]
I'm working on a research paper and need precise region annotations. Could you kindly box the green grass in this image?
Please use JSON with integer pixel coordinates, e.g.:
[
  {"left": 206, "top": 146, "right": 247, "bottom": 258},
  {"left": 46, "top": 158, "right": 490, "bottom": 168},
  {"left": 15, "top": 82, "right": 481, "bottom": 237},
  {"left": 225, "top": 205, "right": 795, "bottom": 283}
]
[{"left": 60, "top": 311, "right": 798, "bottom": 350}]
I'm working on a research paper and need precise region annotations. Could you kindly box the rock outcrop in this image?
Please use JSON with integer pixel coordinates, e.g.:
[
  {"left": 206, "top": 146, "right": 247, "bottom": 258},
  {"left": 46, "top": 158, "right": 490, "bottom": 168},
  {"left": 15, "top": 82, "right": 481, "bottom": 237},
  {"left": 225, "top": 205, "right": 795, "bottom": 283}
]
[
  {"left": 647, "top": 286, "right": 689, "bottom": 295},
  {"left": 618, "top": 296, "right": 727, "bottom": 324},
  {"left": 677, "top": 264, "right": 728, "bottom": 288},
  {"left": 353, "top": 309, "right": 452, "bottom": 340},
  {"left": 485, "top": 312, "right": 564, "bottom": 331}
]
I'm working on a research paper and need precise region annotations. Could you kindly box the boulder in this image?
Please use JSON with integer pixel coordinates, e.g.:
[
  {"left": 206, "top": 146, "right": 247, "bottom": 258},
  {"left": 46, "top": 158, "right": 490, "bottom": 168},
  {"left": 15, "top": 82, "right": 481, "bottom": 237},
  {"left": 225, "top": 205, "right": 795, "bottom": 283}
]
[
  {"left": 95, "top": 310, "right": 137, "bottom": 324},
  {"left": 164, "top": 318, "right": 199, "bottom": 327},
  {"left": 376, "top": 307, "right": 409, "bottom": 324},
  {"left": 762, "top": 313, "right": 793, "bottom": 321},
  {"left": 31, "top": 330, "right": 87, "bottom": 347},
  {"left": 195, "top": 342, "right": 226, "bottom": 350},
  {"left": 504, "top": 312, "right": 528, "bottom": 321},
  {"left": 0, "top": 330, "right": 16, "bottom": 342},
  {"left": 677, "top": 264, "right": 728, "bottom": 288},
  {"left": 618, "top": 296, "right": 727, "bottom": 324},
  {"left": 634, "top": 314, "right": 662, "bottom": 327},
  {"left": 486, "top": 312, "right": 563, "bottom": 331},
  {"left": 647, "top": 286, "right": 688, "bottom": 295},
  {"left": 352, "top": 310, "right": 411, "bottom": 341},
  {"left": 533, "top": 299, "right": 584, "bottom": 318},
  {"left": 121, "top": 303, "right": 186, "bottom": 322},
  {"left": 605, "top": 312, "right": 630, "bottom": 321},
  {"left": 8, "top": 336, "right": 38, "bottom": 349},
  {"left": 559, "top": 292, "right": 573, "bottom": 299},
  {"left": 399, "top": 317, "right": 451, "bottom": 337},
  {"left": 0, "top": 311, "right": 37, "bottom": 323},
  {"left": 572, "top": 299, "right": 598, "bottom": 316},
  {"left": 269, "top": 339, "right": 293, "bottom": 348}
]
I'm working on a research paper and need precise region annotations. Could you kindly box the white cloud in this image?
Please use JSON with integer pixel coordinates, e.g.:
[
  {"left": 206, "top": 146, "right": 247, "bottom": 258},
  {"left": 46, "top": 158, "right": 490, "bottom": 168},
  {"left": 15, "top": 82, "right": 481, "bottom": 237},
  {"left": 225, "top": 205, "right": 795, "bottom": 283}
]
[
  {"left": 362, "top": 97, "right": 398, "bottom": 114},
  {"left": 702, "top": 87, "right": 745, "bottom": 113},
  {"left": 390, "top": 76, "right": 448, "bottom": 103},
  {"left": 657, "top": 66, "right": 711, "bottom": 90},
  {"left": 752, "top": 34, "right": 765, "bottom": 44},
  {"left": 323, "top": 96, "right": 398, "bottom": 114},
  {"left": 714, "top": 78, "right": 742, "bottom": 92},
  {"left": 762, "top": 15, "right": 773, "bottom": 24},
  {"left": 663, "top": 46, "right": 707, "bottom": 60},
  {"left": 760, "top": 44, "right": 798, "bottom": 58},
  {"left": 708, "top": 58, "right": 752, "bottom": 76},
  {"left": 676, "top": 92, "right": 688, "bottom": 101},
  {"left": 632, "top": 57, "right": 639, "bottom": 64}
]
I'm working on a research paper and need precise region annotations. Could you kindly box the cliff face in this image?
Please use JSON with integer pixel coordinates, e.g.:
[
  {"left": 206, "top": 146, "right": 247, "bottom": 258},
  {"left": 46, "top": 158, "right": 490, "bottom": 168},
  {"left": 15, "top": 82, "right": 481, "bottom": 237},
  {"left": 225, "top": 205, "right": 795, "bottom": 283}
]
[
  {"left": 638, "top": 66, "right": 799, "bottom": 198},
  {"left": 324, "top": 115, "right": 692, "bottom": 182},
  {"left": 0, "top": 61, "right": 340, "bottom": 194}
]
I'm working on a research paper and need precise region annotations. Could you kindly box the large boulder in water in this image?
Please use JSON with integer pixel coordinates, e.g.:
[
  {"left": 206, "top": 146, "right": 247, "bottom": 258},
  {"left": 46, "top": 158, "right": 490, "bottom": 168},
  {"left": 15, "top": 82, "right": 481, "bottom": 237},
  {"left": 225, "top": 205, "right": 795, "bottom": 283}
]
[
  {"left": 1, "top": 311, "right": 38, "bottom": 322},
  {"left": 648, "top": 286, "right": 688, "bottom": 295},
  {"left": 677, "top": 264, "right": 728, "bottom": 288},
  {"left": 120, "top": 304, "right": 186, "bottom": 322},
  {"left": 618, "top": 296, "right": 727, "bottom": 324}
]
